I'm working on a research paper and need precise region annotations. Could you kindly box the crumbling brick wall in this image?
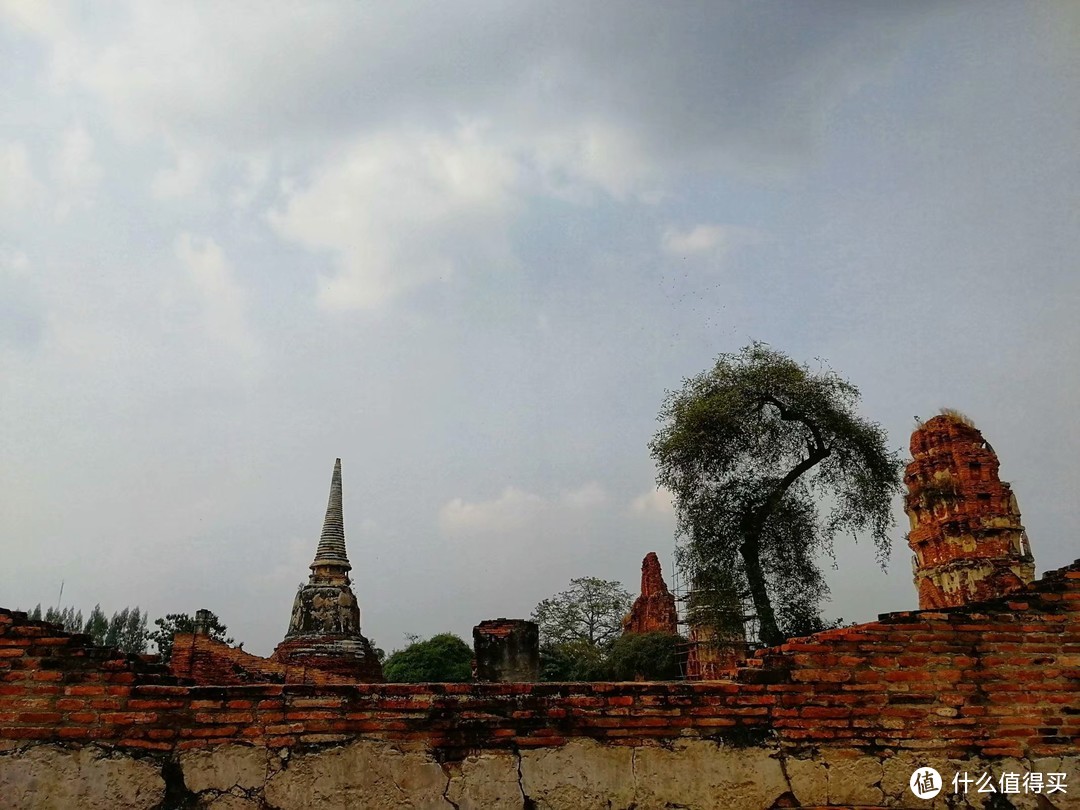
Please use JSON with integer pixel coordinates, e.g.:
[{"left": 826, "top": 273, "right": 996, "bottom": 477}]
[
  {"left": 169, "top": 632, "right": 359, "bottom": 686},
  {"left": 1, "top": 559, "right": 1078, "bottom": 808}
]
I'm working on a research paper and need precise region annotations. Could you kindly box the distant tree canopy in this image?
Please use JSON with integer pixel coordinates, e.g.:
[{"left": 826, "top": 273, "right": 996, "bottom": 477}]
[
  {"left": 149, "top": 612, "right": 234, "bottom": 663},
  {"left": 532, "top": 577, "right": 660, "bottom": 682},
  {"left": 23, "top": 603, "right": 239, "bottom": 662},
  {"left": 604, "top": 632, "right": 683, "bottom": 681},
  {"left": 382, "top": 633, "right": 473, "bottom": 683},
  {"left": 29, "top": 603, "right": 150, "bottom": 655},
  {"left": 532, "top": 577, "right": 633, "bottom": 651},
  {"left": 650, "top": 342, "right": 904, "bottom": 647}
]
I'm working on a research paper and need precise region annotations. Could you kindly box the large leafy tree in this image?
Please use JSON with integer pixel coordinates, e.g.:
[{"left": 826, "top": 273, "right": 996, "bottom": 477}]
[
  {"left": 532, "top": 577, "right": 632, "bottom": 650},
  {"left": 532, "top": 577, "right": 633, "bottom": 681},
  {"left": 382, "top": 633, "right": 473, "bottom": 683},
  {"left": 650, "top": 342, "right": 903, "bottom": 647}
]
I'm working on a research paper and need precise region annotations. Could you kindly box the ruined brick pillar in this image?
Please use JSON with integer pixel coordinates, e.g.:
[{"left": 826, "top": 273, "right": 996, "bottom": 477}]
[
  {"left": 473, "top": 619, "right": 539, "bottom": 682},
  {"left": 192, "top": 609, "right": 213, "bottom": 636},
  {"left": 905, "top": 411, "right": 1035, "bottom": 609},
  {"left": 623, "top": 552, "right": 679, "bottom": 635},
  {"left": 271, "top": 459, "right": 383, "bottom": 681}
]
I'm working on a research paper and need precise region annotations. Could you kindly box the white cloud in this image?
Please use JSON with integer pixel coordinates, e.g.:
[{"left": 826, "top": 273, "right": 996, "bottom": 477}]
[
  {"left": 0, "top": 141, "right": 44, "bottom": 210},
  {"left": 438, "top": 482, "right": 608, "bottom": 537},
  {"left": 525, "top": 121, "right": 661, "bottom": 203},
  {"left": 661, "top": 223, "right": 760, "bottom": 258},
  {"left": 269, "top": 124, "right": 519, "bottom": 310},
  {"left": 438, "top": 487, "right": 545, "bottom": 536},
  {"left": 230, "top": 153, "right": 270, "bottom": 210},
  {"left": 52, "top": 125, "right": 102, "bottom": 217},
  {"left": 174, "top": 233, "right": 258, "bottom": 359},
  {"left": 630, "top": 486, "right": 675, "bottom": 519},
  {"left": 560, "top": 481, "right": 608, "bottom": 509},
  {"left": 0, "top": 247, "right": 30, "bottom": 277},
  {"left": 153, "top": 149, "right": 204, "bottom": 200}
]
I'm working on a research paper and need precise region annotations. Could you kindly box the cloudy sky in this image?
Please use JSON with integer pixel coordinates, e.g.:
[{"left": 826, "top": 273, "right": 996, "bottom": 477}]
[{"left": 1, "top": 2, "right": 1078, "bottom": 657}]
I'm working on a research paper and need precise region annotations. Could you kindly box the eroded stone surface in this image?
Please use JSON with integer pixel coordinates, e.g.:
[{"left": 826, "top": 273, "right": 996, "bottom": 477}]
[
  {"left": 519, "top": 738, "right": 635, "bottom": 810},
  {"left": 262, "top": 740, "right": 446, "bottom": 810},
  {"left": 3, "top": 741, "right": 1078, "bottom": 810},
  {"left": 179, "top": 743, "right": 268, "bottom": 794},
  {"left": 633, "top": 740, "right": 788, "bottom": 810},
  {"left": 0, "top": 745, "right": 164, "bottom": 810},
  {"left": 202, "top": 795, "right": 262, "bottom": 810},
  {"left": 445, "top": 753, "right": 522, "bottom": 810},
  {"left": 783, "top": 754, "right": 827, "bottom": 806},
  {"left": 821, "top": 748, "right": 883, "bottom": 806}
]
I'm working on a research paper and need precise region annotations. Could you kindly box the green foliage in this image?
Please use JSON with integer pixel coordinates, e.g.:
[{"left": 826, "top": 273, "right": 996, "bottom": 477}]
[
  {"left": 650, "top": 342, "right": 903, "bottom": 647},
  {"left": 382, "top": 633, "right": 473, "bottom": 683},
  {"left": 531, "top": 578, "right": 686, "bottom": 682},
  {"left": 83, "top": 605, "right": 109, "bottom": 646},
  {"left": 30, "top": 602, "right": 150, "bottom": 654},
  {"left": 44, "top": 606, "right": 83, "bottom": 632},
  {"left": 104, "top": 607, "right": 149, "bottom": 654},
  {"left": 603, "top": 632, "right": 684, "bottom": 681},
  {"left": 538, "top": 640, "right": 607, "bottom": 682},
  {"left": 531, "top": 577, "right": 633, "bottom": 651},
  {"left": 149, "top": 612, "right": 233, "bottom": 663}
]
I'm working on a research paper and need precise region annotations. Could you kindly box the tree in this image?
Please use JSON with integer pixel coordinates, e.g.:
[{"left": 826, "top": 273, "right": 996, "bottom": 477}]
[
  {"left": 149, "top": 612, "right": 234, "bottom": 663},
  {"left": 531, "top": 577, "right": 633, "bottom": 651},
  {"left": 83, "top": 605, "right": 110, "bottom": 646},
  {"left": 382, "top": 633, "right": 473, "bottom": 683},
  {"left": 603, "top": 632, "right": 684, "bottom": 681},
  {"left": 650, "top": 342, "right": 903, "bottom": 647},
  {"left": 538, "top": 639, "right": 607, "bottom": 682},
  {"left": 531, "top": 577, "right": 634, "bottom": 681},
  {"left": 100, "top": 607, "right": 149, "bottom": 654},
  {"left": 44, "top": 606, "right": 83, "bottom": 632}
]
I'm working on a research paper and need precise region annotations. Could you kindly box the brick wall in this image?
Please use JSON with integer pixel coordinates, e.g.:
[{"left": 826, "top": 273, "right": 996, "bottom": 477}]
[
  {"left": 1, "top": 559, "right": 1077, "bottom": 761},
  {"left": 169, "top": 632, "right": 358, "bottom": 686}
]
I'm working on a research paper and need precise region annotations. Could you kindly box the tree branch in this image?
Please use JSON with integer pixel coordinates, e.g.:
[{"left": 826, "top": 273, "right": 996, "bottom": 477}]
[{"left": 746, "top": 394, "right": 832, "bottom": 534}]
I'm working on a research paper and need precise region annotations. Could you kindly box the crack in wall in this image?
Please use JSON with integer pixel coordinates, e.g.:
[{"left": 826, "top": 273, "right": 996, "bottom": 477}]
[
  {"left": 514, "top": 746, "right": 536, "bottom": 810},
  {"left": 774, "top": 745, "right": 794, "bottom": 798},
  {"left": 441, "top": 761, "right": 461, "bottom": 810}
]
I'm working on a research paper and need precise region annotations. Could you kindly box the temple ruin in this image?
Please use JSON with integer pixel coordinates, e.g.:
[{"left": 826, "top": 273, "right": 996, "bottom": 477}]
[
  {"left": 1, "top": 431, "right": 1077, "bottom": 809},
  {"left": 905, "top": 410, "right": 1036, "bottom": 609},
  {"left": 622, "top": 552, "right": 678, "bottom": 635},
  {"left": 171, "top": 458, "right": 383, "bottom": 684}
]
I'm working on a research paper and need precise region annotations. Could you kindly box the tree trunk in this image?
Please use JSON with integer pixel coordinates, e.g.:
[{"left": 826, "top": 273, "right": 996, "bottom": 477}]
[{"left": 739, "top": 535, "right": 785, "bottom": 647}]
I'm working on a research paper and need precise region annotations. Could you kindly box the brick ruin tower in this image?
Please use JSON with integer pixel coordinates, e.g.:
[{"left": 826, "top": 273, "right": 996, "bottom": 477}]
[
  {"left": 271, "top": 459, "right": 383, "bottom": 681},
  {"left": 905, "top": 411, "right": 1035, "bottom": 610},
  {"left": 623, "top": 552, "right": 679, "bottom": 635}
]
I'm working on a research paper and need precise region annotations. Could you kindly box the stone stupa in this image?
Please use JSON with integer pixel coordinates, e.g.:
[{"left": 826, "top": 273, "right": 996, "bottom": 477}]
[{"left": 271, "top": 459, "right": 383, "bottom": 681}]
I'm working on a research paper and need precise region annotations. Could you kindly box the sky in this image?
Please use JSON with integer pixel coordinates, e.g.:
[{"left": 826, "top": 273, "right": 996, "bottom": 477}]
[{"left": 1, "top": 2, "right": 1078, "bottom": 657}]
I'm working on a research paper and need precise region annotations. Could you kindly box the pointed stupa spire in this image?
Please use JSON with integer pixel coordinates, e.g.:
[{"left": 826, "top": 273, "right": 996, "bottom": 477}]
[{"left": 310, "top": 458, "right": 352, "bottom": 575}]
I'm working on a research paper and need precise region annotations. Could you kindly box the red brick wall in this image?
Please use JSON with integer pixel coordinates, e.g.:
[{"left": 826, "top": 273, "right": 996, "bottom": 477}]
[{"left": 2, "top": 559, "right": 1077, "bottom": 759}]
